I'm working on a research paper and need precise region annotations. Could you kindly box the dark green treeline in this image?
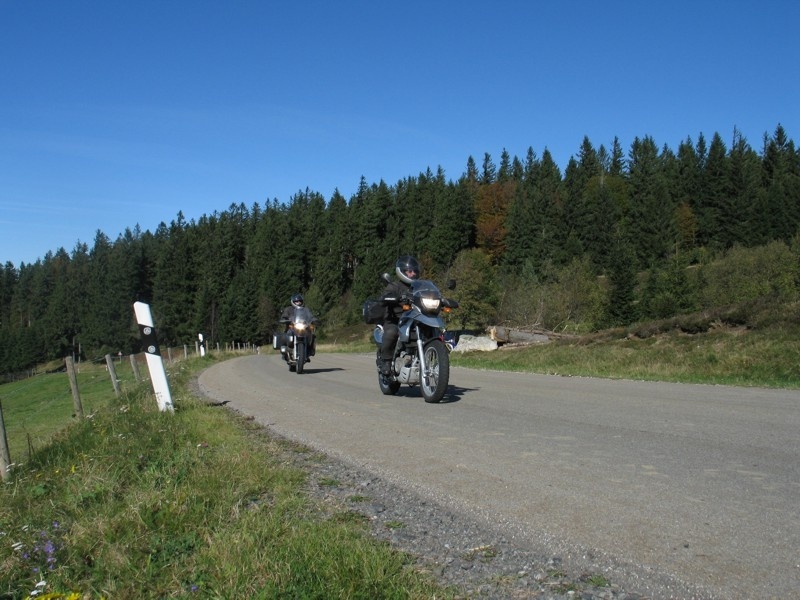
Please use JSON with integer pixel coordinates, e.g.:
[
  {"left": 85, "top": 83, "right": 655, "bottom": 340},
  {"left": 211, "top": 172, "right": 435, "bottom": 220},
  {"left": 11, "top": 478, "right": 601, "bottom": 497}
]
[{"left": 1, "top": 125, "right": 798, "bottom": 375}]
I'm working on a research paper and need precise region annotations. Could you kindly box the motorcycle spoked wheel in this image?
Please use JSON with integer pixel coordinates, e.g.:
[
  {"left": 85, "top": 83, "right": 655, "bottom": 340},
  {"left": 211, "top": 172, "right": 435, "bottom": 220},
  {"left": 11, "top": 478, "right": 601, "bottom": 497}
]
[
  {"left": 420, "top": 339, "right": 449, "bottom": 403},
  {"left": 295, "top": 340, "right": 306, "bottom": 374}
]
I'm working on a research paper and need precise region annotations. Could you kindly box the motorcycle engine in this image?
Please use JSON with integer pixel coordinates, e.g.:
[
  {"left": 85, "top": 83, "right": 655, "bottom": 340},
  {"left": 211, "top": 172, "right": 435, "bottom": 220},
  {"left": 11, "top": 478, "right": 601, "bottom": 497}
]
[{"left": 396, "top": 354, "right": 419, "bottom": 384}]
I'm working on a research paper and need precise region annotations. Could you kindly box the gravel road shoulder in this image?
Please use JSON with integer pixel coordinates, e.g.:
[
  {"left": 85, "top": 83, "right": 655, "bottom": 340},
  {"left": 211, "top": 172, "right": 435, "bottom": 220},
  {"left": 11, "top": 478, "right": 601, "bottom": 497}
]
[{"left": 192, "top": 375, "right": 702, "bottom": 599}]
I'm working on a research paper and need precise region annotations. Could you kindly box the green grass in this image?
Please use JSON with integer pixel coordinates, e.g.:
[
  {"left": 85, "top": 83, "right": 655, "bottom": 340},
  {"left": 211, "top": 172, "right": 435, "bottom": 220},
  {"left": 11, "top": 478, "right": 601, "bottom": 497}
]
[
  {"left": 1, "top": 358, "right": 140, "bottom": 463},
  {"left": 450, "top": 321, "right": 800, "bottom": 388},
  {"left": 0, "top": 354, "right": 452, "bottom": 599}
]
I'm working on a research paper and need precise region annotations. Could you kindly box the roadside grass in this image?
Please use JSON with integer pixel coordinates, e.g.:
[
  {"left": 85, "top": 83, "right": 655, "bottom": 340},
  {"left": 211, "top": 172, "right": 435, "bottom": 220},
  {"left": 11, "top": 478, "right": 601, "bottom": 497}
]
[
  {"left": 316, "top": 322, "right": 374, "bottom": 354},
  {"left": 0, "top": 354, "right": 452, "bottom": 599},
  {"left": 1, "top": 359, "right": 139, "bottom": 462},
  {"left": 450, "top": 321, "right": 800, "bottom": 389}
]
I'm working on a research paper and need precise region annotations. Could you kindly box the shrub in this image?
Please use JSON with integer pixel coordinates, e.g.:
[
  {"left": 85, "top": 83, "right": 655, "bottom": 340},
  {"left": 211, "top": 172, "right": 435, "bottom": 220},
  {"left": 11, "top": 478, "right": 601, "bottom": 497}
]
[
  {"left": 700, "top": 241, "right": 799, "bottom": 308},
  {"left": 448, "top": 249, "right": 500, "bottom": 330}
]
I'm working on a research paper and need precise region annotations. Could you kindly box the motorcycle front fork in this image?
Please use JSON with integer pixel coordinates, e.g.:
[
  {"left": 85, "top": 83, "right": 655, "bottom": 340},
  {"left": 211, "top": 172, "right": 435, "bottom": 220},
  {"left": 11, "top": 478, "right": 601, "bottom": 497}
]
[
  {"left": 415, "top": 332, "right": 427, "bottom": 377},
  {"left": 390, "top": 328, "right": 427, "bottom": 376}
]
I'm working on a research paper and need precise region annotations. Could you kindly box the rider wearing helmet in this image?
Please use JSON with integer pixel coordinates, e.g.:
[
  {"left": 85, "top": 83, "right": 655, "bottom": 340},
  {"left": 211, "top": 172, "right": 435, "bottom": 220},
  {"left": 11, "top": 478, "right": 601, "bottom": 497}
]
[
  {"left": 279, "top": 293, "right": 317, "bottom": 356},
  {"left": 280, "top": 293, "right": 305, "bottom": 320},
  {"left": 378, "top": 255, "right": 421, "bottom": 375}
]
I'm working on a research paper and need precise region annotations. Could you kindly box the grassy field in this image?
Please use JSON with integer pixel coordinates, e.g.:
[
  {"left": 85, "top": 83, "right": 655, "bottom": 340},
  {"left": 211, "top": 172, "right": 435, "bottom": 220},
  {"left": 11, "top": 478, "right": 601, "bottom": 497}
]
[
  {"left": 1, "top": 359, "right": 141, "bottom": 463},
  {"left": 1, "top": 353, "right": 451, "bottom": 599},
  {"left": 2, "top": 317, "right": 798, "bottom": 599}
]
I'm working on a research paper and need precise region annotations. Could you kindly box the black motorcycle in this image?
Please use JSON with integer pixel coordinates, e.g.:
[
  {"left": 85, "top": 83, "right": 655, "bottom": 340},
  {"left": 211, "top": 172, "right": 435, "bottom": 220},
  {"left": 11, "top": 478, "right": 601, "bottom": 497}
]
[
  {"left": 273, "top": 306, "right": 318, "bottom": 374},
  {"left": 364, "top": 276, "right": 458, "bottom": 403}
]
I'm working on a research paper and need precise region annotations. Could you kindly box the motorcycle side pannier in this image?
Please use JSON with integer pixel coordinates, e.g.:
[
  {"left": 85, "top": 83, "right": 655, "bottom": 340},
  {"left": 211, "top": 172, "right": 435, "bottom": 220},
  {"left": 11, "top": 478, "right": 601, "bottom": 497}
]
[{"left": 362, "top": 299, "right": 384, "bottom": 324}]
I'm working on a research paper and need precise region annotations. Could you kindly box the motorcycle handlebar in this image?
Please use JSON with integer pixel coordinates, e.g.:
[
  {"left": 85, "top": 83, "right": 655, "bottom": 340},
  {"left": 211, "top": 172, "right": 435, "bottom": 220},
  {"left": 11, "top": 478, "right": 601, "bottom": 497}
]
[{"left": 443, "top": 298, "right": 459, "bottom": 309}]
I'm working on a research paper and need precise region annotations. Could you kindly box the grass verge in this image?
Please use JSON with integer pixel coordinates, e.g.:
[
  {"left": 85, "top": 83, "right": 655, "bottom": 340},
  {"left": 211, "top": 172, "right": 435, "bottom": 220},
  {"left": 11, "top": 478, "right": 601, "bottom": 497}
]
[
  {"left": 1, "top": 354, "right": 451, "bottom": 599},
  {"left": 450, "top": 321, "right": 800, "bottom": 389}
]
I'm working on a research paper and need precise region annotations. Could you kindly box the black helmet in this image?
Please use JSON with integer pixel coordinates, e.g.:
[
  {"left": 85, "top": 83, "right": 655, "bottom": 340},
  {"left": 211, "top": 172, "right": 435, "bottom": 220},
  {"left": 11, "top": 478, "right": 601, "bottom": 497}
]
[
  {"left": 291, "top": 293, "right": 304, "bottom": 307},
  {"left": 395, "top": 255, "right": 421, "bottom": 284}
]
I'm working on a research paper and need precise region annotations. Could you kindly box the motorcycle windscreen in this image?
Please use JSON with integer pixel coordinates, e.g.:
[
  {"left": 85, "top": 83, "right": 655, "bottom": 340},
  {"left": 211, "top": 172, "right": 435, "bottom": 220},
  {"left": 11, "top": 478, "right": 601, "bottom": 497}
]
[
  {"left": 290, "top": 306, "right": 315, "bottom": 322},
  {"left": 410, "top": 279, "right": 440, "bottom": 294}
]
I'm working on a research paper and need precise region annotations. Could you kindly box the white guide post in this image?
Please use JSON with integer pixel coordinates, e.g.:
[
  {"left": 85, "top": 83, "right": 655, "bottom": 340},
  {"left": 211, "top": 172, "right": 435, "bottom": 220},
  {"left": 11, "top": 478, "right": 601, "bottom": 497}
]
[{"left": 133, "top": 301, "right": 174, "bottom": 413}]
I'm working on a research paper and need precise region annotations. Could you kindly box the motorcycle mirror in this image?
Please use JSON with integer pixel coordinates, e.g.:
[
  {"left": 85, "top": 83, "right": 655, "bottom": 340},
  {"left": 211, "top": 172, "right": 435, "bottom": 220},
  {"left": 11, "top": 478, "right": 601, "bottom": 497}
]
[
  {"left": 382, "top": 272, "right": 392, "bottom": 283},
  {"left": 446, "top": 279, "right": 457, "bottom": 290}
]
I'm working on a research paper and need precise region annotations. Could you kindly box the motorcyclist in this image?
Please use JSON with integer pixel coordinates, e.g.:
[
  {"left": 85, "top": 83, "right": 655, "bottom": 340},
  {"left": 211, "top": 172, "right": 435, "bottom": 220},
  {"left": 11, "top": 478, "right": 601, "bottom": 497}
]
[
  {"left": 280, "top": 293, "right": 317, "bottom": 356},
  {"left": 378, "top": 255, "right": 421, "bottom": 375}
]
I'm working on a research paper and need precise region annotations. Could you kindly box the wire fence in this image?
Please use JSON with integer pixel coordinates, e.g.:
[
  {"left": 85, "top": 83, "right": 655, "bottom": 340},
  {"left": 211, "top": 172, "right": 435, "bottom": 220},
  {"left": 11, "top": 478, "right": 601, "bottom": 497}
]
[{"left": 0, "top": 341, "right": 260, "bottom": 480}]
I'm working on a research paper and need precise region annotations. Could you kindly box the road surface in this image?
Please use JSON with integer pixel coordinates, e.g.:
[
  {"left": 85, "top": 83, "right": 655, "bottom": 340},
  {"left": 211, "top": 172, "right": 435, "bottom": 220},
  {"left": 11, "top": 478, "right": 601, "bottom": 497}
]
[{"left": 197, "top": 352, "right": 800, "bottom": 599}]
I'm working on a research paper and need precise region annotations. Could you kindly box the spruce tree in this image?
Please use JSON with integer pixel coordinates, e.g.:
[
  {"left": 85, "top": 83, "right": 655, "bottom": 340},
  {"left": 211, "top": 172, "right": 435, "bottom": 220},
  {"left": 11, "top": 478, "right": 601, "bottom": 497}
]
[{"left": 606, "top": 229, "right": 638, "bottom": 326}]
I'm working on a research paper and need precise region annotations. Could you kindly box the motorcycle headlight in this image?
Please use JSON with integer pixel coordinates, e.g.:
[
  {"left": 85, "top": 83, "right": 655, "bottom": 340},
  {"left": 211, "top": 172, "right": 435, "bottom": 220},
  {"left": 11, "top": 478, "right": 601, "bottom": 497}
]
[
  {"left": 294, "top": 321, "right": 308, "bottom": 332},
  {"left": 419, "top": 295, "right": 441, "bottom": 315}
]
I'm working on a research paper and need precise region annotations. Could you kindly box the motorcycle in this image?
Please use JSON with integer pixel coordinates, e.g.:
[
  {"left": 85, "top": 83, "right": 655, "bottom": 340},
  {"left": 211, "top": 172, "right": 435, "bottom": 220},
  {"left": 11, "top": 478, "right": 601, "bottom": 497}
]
[
  {"left": 364, "top": 275, "right": 458, "bottom": 403},
  {"left": 273, "top": 306, "right": 318, "bottom": 374}
]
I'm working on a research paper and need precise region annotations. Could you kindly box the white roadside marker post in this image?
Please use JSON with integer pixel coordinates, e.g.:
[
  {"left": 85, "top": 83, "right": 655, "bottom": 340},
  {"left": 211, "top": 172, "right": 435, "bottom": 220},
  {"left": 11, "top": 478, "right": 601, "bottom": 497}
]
[{"left": 133, "top": 301, "right": 174, "bottom": 413}]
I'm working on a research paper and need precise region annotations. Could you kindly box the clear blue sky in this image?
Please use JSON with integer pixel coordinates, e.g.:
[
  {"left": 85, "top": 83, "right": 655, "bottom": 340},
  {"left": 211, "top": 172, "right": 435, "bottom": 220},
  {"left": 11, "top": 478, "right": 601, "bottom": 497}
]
[{"left": 2, "top": 1, "right": 798, "bottom": 267}]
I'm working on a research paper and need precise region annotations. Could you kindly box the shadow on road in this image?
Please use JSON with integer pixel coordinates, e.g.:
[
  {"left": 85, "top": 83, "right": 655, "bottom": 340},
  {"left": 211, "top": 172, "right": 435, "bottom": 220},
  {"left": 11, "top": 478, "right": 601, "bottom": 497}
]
[
  {"left": 441, "top": 384, "right": 479, "bottom": 403},
  {"left": 379, "top": 383, "right": 478, "bottom": 404}
]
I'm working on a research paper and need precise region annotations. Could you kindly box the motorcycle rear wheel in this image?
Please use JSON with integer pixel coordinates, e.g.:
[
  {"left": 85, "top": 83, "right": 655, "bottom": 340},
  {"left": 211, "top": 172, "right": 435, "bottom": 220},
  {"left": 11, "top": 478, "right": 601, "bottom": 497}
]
[
  {"left": 375, "top": 349, "right": 400, "bottom": 394},
  {"left": 421, "top": 339, "right": 449, "bottom": 403},
  {"left": 378, "top": 372, "right": 401, "bottom": 395}
]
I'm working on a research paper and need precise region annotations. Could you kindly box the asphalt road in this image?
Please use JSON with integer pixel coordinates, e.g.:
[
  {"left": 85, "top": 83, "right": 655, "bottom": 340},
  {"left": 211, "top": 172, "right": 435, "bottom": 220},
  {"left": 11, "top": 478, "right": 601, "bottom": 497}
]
[{"left": 197, "top": 352, "right": 800, "bottom": 599}]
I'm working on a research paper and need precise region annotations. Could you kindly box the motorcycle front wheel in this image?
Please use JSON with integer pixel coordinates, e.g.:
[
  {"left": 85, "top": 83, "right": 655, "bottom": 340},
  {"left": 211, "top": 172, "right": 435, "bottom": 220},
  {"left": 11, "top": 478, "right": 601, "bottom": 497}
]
[
  {"left": 296, "top": 340, "right": 306, "bottom": 374},
  {"left": 421, "top": 339, "right": 449, "bottom": 403}
]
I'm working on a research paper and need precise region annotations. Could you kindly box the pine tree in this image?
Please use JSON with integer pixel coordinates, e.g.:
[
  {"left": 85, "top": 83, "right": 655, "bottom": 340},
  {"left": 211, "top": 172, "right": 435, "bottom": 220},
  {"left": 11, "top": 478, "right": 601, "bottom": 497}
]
[
  {"left": 627, "top": 136, "right": 675, "bottom": 267},
  {"left": 762, "top": 124, "right": 800, "bottom": 241},
  {"left": 481, "top": 153, "right": 496, "bottom": 185},
  {"left": 700, "top": 133, "right": 731, "bottom": 249},
  {"left": 497, "top": 149, "right": 512, "bottom": 183},
  {"left": 673, "top": 137, "right": 703, "bottom": 247},
  {"left": 606, "top": 229, "right": 638, "bottom": 326},
  {"left": 724, "top": 129, "right": 761, "bottom": 248},
  {"left": 305, "top": 190, "right": 351, "bottom": 317},
  {"left": 152, "top": 213, "right": 197, "bottom": 346}
]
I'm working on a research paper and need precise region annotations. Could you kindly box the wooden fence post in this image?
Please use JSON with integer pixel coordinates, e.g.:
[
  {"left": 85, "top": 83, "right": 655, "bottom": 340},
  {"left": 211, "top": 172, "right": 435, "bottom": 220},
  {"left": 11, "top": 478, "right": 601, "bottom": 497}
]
[
  {"left": 65, "top": 356, "right": 84, "bottom": 419},
  {"left": 130, "top": 354, "right": 142, "bottom": 382},
  {"left": 0, "top": 398, "right": 11, "bottom": 481},
  {"left": 105, "top": 354, "right": 121, "bottom": 397}
]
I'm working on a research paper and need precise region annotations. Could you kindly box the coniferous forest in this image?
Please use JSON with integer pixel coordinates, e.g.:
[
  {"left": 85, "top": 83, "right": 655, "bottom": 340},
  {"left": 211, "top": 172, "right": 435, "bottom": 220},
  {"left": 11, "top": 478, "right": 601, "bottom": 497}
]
[{"left": 1, "top": 125, "right": 799, "bottom": 377}]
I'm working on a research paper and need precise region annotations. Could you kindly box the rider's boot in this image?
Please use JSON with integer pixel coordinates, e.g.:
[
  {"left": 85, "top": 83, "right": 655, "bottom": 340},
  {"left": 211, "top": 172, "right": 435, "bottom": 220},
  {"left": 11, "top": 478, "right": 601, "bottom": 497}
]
[{"left": 379, "top": 358, "right": 392, "bottom": 376}]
